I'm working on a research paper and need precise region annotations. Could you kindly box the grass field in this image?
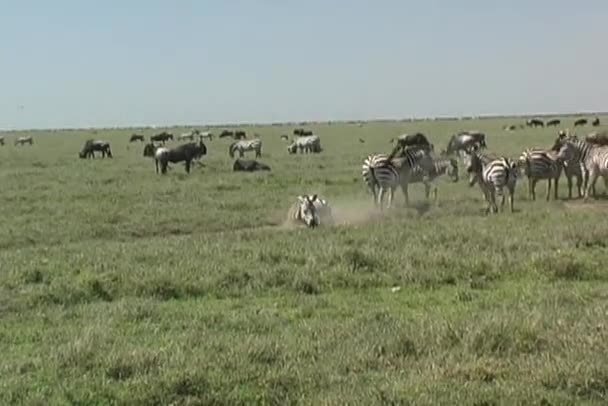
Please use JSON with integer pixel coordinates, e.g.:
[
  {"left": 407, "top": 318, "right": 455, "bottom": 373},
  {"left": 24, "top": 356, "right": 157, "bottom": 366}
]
[{"left": 2, "top": 116, "right": 608, "bottom": 405}]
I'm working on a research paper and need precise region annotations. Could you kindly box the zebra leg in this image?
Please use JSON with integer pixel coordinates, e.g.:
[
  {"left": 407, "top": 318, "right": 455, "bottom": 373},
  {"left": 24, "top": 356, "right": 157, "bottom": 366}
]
[
  {"left": 508, "top": 185, "right": 515, "bottom": 213},
  {"left": 401, "top": 183, "right": 410, "bottom": 207},
  {"left": 185, "top": 160, "right": 191, "bottom": 174},
  {"left": 423, "top": 181, "right": 431, "bottom": 200},
  {"left": 528, "top": 178, "right": 533, "bottom": 200},
  {"left": 546, "top": 178, "right": 551, "bottom": 201},
  {"left": 530, "top": 179, "right": 537, "bottom": 201},
  {"left": 584, "top": 169, "right": 599, "bottom": 202}
]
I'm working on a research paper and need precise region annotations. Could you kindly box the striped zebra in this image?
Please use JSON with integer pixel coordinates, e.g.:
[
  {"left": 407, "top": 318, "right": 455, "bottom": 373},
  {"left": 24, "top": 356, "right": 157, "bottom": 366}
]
[
  {"left": 15, "top": 136, "right": 33, "bottom": 146},
  {"left": 286, "top": 194, "right": 333, "bottom": 228},
  {"left": 518, "top": 148, "right": 562, "bottom": 201},
  {"left": 287, "top": 135, "right": 321, "bottom": 154},
  {"left": 553, "top": 135, "right": 598, "bottom": 199},
  {"left": 409, "top": 157, "right": 459, "bottom": 202},
  {"left": 361, "top": 145, "right": 434, "bottom": 209},
  {"left": 229, "top": 139, "right": 262, "bottom": 158},
  {"left": 556, "top": 139, "right": 607, "bottom": 200},
  {"left": 464, "top": 151, "right": 519, "bottom": 214}
]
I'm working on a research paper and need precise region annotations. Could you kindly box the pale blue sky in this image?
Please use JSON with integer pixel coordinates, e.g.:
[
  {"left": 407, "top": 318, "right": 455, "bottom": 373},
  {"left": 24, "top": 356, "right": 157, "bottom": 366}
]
[{"left": 1, "top": 1, "right": 607, "bottom": 129}]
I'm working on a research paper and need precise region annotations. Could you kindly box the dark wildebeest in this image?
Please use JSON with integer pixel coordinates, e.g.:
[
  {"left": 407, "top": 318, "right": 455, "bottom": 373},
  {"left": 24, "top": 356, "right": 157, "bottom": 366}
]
[
  {"left": 592, "top": 117, "right": 600, "bottom": 127},
  {"left": 395, "top": 132, "right": 433, "bottom": 150},
  {"left": 293, "top": 128, "right": 313, "bottom": 136},
  {"left": 233, "top": 158, "right": 271, "bottom": 172},
  {"left": 0, "top": 136, "right": 4, "bottom": 146},
  {"left": 504, "top": 125, "right": 517, "bottom": 131},
  {"left": 219, "top": 130, "right": 234, "bottom": 138},
  {"left": 574, "top": 118, "right": 588, "bottom": 127},
  {"left": 446, "top": 131, "right": 487, "bottom": 155},
  {"left": 526, "top": 118, "right": 544, "bottom": 127},
  {"left": 79, "top": 140, "right": 113, "bottom": 159},
  {"left": 585, "top": 132, "right": 608, "bottom": 146},
  {"left": 155, "top": 141, "right": 207, "bottom": 174},
  {"left": 14, "top": 136, "right": 33, "bottom": 146},
  {"left": 130, "top": 134, "right": 145, "bottom": 142},
  {"left": 150, "top": 132, "right": 174, "bottom": 144},
  {"left": 546, "top": 119, "right": 561, "bottom": 127},
  {"left": 234, "top": 130, "right": 246, "bottom": 140}
]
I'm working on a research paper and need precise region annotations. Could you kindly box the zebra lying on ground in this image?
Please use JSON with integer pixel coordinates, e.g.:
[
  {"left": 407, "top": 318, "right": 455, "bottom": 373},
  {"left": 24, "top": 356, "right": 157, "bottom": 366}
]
[
  {"left": 15, "top": 136, "right": 33, "bottom": 146},
  {"left": 463, "top": 150, "right": 518, "bottom": 214},
  {"left": 361, "top": 144, "right": 434, "bottom": 209},
  {"left": 79, "top": 140, "right": 113, "bottom": 159},
  {"left": 229, "top": 139, "right": 262, "bottom": 158},
  {"left": 518, "top": 148, "right": 562, "bottom": 201},
  {"left": 409, "top": 156, "right": 459, "bottom": 202},
  {"left": 156, "top": 141, "right": 207, "bottom": 174},
  {"left": 286, "top": 194, "right": 333, "bottom": 228},
  {"left": 287, "top": 135, "right": 321, "bottom": 154}
]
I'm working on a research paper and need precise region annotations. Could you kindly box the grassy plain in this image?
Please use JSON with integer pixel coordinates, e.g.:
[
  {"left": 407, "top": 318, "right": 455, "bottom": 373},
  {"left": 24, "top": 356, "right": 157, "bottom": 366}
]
[{"left": 1, "top": 116, "right": 608, "bottom": 405}]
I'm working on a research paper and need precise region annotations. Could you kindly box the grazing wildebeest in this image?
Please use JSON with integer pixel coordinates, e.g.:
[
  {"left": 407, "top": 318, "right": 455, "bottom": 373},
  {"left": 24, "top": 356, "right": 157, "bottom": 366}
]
[
  {"left": 504, "top": 125, "right": 517, "bottom": 131},
  {"left": 155, "top": 141, "right": 207, "bottom": 174},
  {"left": 233, "top": 159, "right": 271, "bottom": 172},
  {"left": 14, "top": 136, "right": 33, "bottom": 146},
  {"left": 219, "top": 130, "right": 234, "bottom": 138},
  {"left": 129, "top": 134, "right": 145, "bottom": 142},
  {"left": 287, "top": 135, "right": 322, "bottom": 154},
  {"left": 526, "top": 118, "right": 544, "bottom": 127},
  {"left": 585, "top": 132, "right": 608, "bottom": 146},
  {"left": 574, "top": 118, "right": 588, "bottom": 127},
  {"left": 79, "top": 140, "right": 113, "bottom": 159},
  {"left": 293, "top": 128, "right": 313, "bottom": 136},
  {"left": 150, "top": 132, "right": 174, "bottom": 144},
  {"left": 546, "top": 119, "right": 561, "bottom": 127},
  {"left": 592, "top": 117, "right": 600, "bottom": 127},
  {"left": 446, "top": 131, "right": 487, "bottom": 155},
  {"left": 0, "top": 136, "right": 4, "bottom": 146},
  {"left": 234, "top": 130, "right": 246, "bottom": 140},
  {"left": 229, "top": 139, "right": 262, "bottom": 158}
]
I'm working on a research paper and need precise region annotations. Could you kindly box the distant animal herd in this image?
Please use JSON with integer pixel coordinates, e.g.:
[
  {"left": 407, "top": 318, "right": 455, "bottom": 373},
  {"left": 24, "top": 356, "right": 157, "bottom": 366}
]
[{"left": 1, "top": 116, "right": 606, "bottom": 229}]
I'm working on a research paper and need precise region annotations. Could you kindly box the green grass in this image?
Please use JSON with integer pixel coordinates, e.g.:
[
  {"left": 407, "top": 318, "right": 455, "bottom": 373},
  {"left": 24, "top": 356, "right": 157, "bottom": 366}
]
[{"left": 2, "top": 116, "right": 608, "bottom": 405}]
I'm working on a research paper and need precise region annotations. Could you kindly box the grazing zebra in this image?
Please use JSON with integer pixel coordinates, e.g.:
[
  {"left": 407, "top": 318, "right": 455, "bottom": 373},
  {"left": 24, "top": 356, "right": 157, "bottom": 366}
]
[
  {"left": 14, "top": 136, "right": 33, "bottom": 146},
  {"left": 229, "top": 139, "right": 262, "bottom": 158},
  {"left": 464, "top": 151, "right": 518, "bottom": 214},
  {"left": 198, "top": 131, "right": 213, "bottom": 141},
  {"left": 287, "top": 195, "right": 320, "bottom": 228},
  {"left": 409, "top": 157, "right": 459, "bottom": 202},
  {"left": 555, "top": 138, "right": 607, "bottom": 200},
  {"left": 518, "top": 148, "right": 562, "bottom": 201},
  {"left": 178, "top": 131, "right": 195, "bottom": 141},
  {"left": 287, "top": 135, "right": 321, "bottom": 154},
  {"left": 361, "top": 145, "right": 434, "bottom": 209}
]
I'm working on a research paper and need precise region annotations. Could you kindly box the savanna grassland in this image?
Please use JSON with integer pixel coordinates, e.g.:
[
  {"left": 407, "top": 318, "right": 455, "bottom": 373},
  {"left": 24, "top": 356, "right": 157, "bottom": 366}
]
[{"left": 2, "top": 116, "right": 608, "bottom": 405}]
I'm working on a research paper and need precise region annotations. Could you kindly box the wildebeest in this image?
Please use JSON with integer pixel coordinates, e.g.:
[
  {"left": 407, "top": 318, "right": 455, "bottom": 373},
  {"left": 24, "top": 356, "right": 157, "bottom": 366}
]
[
  {"left": 293, "top": 128, "right": 313, "bottom": 136},
  {"left": 0, "top": 136, "right": 4, "bottom": 146},
  {"left": 234, "top": 130, "right": 246, "bottom": 140},
  {"left": 229, "top": 139, "right": 262, "bottom": 158},
  {"left": 504, "top": 125, "right": 517, "bottom": 131},
  {"left": 79, "top": 140, "right": 113, "bottom": 159},
  {"left": 150, "top": 132, "right": 174, "bottom": 144},
  {"left": 395, "top": 133, "right": 432, "bottom": 150},
  {"left": 526, "top": 118, "right": 544, "bottom": 127},
  {"left": 233, "top": 159, "right": 271, "bottom": 172},
  {"left": 129, "top": 134, "right": 145, "bottom": 142},
  {"left": 14, "top": 136, "right": 33, "bottom": 146},
  {"left": 574, "top": 118, "right": 588, "bottom": 127},
  {"left": 155, "top": 141, "right": 207, "bottom": 174},
  {"left": 585, "top": 132, "right": 608, "bottom": 146},
  {"left": 287, "top": 135, "right": 322, "bottom": 154},
  {"left": 545, "top": 119, "right": 561, "bottom": 127},
  {"left": 592, "top": 117, "right": 600, "bottom": 127},
  {"left": 446, "top": 131, "right": 487, "bottom": 155},
  {"left": 219, "top": 130, "right": 234, "bottom": 138}
]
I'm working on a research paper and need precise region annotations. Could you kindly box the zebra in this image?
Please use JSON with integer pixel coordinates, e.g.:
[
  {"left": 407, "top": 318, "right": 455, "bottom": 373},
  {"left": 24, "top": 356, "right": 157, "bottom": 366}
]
[
  {"left": 178, "top": 131, "right": 195, "bottom": 141},
  {"left": 409, "top": 157, "right": 459, "bottom": 202},
  {"left": 552, "top": 135, "right": 598, "bottom": 199},
  {"left": 464, "top": 151, "right": 519, "bottom": 214},
  {"left": 14, "top": 136, "right": 33, "bottom": 146},
  {"left": 229, "top": 139, "right": 262, "bottom": 158},
  {"left": 361, "top": 145, "right": 434, "bottom": 209},
  {"left": 518, "top": 148, "right": 562, "bottom": 201},
  {"left": 555, "top": 138, "right": 607, "bottom": 200},
  {"left": 287, "top": 135, "right": 321, "bottom": 154},
  {"left": 286, "top": 194, "right": 332, "bottom": 228}
]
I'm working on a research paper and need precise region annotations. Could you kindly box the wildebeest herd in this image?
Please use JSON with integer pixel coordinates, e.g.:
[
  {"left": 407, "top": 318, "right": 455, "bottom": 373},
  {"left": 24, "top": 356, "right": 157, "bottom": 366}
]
[{"left": 2, "top": 117, "right": 606, "bottom": 230}]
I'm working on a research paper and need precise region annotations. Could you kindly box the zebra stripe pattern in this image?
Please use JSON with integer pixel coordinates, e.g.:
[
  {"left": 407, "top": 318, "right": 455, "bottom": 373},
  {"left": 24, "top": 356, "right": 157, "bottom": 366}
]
[
  {"left": 583, "top": 146, "right": 608, "bottom": 200},
  {"left": 286, "top": 194, "right": 333, "bottom": 228},
  {"left": 465, "top": 151, "right": 518, "bottom": 214},
  {"left": 287, "top": 135, "right": 321, "bottom": 154},
  {"left": 555, "top": 137, "right": 598, "bottom": 199},
  {"left": 362, "top": 154, "right": 400, "bottom": 209},
  {"left": 229, "top": 139, "right": 262, "bottom": 158},
  {"left": 409, "top": 157, "right": 459, "bottom": 201},
  {"left": 518, "top": 148, "right": 562, "bottom": 201}
]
